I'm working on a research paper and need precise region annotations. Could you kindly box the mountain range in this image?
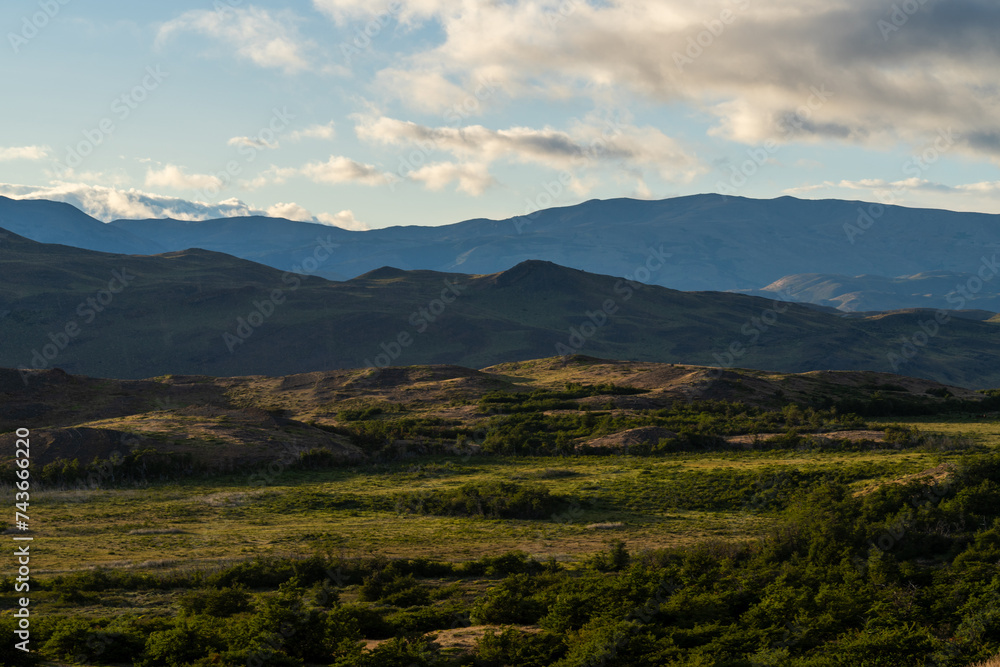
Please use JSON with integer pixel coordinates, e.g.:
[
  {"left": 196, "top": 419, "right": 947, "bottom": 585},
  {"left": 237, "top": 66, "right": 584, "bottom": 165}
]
[
  {"left": 3, "top": 194, "right": 1000, "bottom": 312},
  {"left": 2, "top": 227, "right": 1000, "bottom": 387}
]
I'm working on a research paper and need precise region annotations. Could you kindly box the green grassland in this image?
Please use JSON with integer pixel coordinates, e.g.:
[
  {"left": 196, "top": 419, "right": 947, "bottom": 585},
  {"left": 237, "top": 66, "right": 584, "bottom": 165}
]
[
  {"left": 3, "top": 359, "right": 1000, "bottom": 665},
  {"left": 17, "top": 448, "right": 953, "bottom": 576}
]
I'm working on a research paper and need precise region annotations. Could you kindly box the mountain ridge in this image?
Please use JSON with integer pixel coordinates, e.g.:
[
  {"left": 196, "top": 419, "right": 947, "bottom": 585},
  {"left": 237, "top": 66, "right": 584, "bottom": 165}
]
[
  {"left": 3, "top": 228, "right": 1000, "bottom": 387},
  {"left": 5, "top": 194, "right": 1000, "bottom": 312}
]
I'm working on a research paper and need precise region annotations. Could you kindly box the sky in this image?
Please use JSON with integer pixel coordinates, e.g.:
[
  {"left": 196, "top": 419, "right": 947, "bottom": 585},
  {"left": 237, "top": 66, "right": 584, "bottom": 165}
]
[{"left": 1, "top": 0, "right": 999, "bottom": 230}]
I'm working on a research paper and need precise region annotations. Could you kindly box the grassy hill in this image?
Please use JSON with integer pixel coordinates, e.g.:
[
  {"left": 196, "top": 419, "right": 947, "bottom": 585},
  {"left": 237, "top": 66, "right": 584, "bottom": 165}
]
[{"left": 1, "top": 356, "right": 990, "bottom": 474}]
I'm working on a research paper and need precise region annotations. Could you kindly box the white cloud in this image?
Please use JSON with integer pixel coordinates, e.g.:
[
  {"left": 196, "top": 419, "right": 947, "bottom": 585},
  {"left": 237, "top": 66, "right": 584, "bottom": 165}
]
[
  {"left": 300, "top": 155, "right": 394, "bottom": 186},
  {"left": 240, "top": 165, "right": 300, "bottom": 190},
  {"left": 320, "top": 0, "right": 1000, "bottom": 160},
  {"left": 787, "top": 177, "right": 1000, "bottom": 198},
  {"left": 264, "top": 201, "right": 315, "bottom": 221},
  {"left": 316, "top": 210, "right": 367, "bottom": 231},
  {"left": 374, "top": 69, "right": 486, "bottom": 115},
  {"left": 265, "top": 201, "right": 367, "bottom": 230},
  {"left": 157, "top": 6, "right": 314, "bottom": 74},
  {"left": 0, "top": 182, "right": 368, "bottom": 230},
  {"left": 782, "top": 177, "right": 1000, "bottom": 213},
  {"left": 0, "top": 145, "right": 49, "bottom": 161},
  {"left": 354, "top": 114, "right": 704, "bottom": 188},
  {"left": 289, "top": 121, "right": 337, "bottom": 141},
  {"left": 311, "top": 0, "right": 450, "bottom": 26},
  {"left": 145, "top": 165, "right": 224, "bottom": 191},
  {"left": 408, "top": 162, "right": 495, "bottom": 195},
  {"left": 227, "top": 136, "right": 280, "bottom": 150}
]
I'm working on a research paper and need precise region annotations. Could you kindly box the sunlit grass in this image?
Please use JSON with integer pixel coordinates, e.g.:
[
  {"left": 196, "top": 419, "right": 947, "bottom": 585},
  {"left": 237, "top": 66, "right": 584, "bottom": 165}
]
[{"left": 13, "top": 444, "right": 956, "bottom": 576}]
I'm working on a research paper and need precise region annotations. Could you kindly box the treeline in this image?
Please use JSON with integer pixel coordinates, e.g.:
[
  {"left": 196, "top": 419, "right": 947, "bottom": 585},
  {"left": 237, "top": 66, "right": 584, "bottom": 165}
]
[
  {"left": 0, "top": 449, "right": 200, "bottom": 488},
  {"left": 478, "top": 383, "right": 648, "bottom": 414},
  {"left": 4, "top": 453, "right": 1000, "bottom": 666},
  {"left": 823, "top": 387, "right": 1000, "bottom": 417}
]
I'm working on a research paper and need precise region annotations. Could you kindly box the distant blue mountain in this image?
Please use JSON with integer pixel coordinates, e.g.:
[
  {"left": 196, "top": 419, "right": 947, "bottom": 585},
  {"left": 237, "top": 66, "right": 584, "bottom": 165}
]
[
  {"left": 4, "top": 194, "right": 1000, "bottom": 311},
  {"left": 0, "top": 196, "right": 163, "bottom": 255}
]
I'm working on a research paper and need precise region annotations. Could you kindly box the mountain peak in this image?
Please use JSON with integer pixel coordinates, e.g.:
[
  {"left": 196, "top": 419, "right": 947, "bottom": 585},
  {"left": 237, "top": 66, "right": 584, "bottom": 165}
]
[
  {"left": 491, "top": 260, "right": 579, "bottom": 287},
  {"left": 355, "top": 266, "right": 410, "bottom": 280}
]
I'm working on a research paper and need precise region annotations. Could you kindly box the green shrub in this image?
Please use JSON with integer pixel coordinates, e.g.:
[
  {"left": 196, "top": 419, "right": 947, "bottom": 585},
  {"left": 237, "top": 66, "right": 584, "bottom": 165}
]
[
  {"left": 40, "top": 617, "right": 147, "bottom": 664},
  {"left": 470, "top": 573, "right": 550, "bottom": 625},
  {"left": 473, "top": 627, "right": 566, "bottom": 666},
  {"left": 178, "top": 584, "right": 251, "bottom": 617},
  {"left": 332, "top": 636, "right": 444, "bottom": 667},
  {"left": 400, "top": 481, "right": 564, "bottom": 519},
  {"left": 359, "top": 567, "right": 431, "bottom": 607},
  {"left": 138, "top": 617, "right": 225, "bottom": 667},
  {"left": 588, "top": 540, "right": 631, "bottom": 572}
]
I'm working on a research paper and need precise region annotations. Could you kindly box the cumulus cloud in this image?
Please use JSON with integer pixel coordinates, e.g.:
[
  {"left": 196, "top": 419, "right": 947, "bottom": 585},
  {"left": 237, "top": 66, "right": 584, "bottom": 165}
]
[
  {"left": 314, "top": 210, "right": 364, "bottom": 230},
  {"left": 354, "top": 114, "right": 704, "bottom": 186},
  {"left": 0, "top": 145, "right": 49, "bottom": 161},
  {"left": 289, "top": 121, "right": 337, "bottom": 141},
  {"left": 157, "top": 6, "right": 315, "bottom": 73},
  {"left": 300, "top": 155, "right": 394, "bottom": 186},
  {"left": 408, "top": 162, "right": 495, "bottom": 195},
  {"left": 227, "top": 136, "right": 280, "bottom": 150},
  {"left": 145, "top": 165, "right": 224, "bottom": 191},
  {"left": 319, "top": 0, "right": 1000, "bottom": 160},
  {"left": 0, "top": 182, "right": 368, "bottom": 230},
  {"left": 264, "top": 202, "right": 367, "bottom": 230}
]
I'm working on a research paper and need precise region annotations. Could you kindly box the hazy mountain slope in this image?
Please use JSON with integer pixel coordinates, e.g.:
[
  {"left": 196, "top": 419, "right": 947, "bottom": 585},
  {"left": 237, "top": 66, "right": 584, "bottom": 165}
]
[
  {"left": 0, "top": 196, "right": 163, "bottom": 255},
  {"left": 9, "top": 194, "right": 1000, "bottom": 311},
  {"left": 108, "top": 215, "right": 356, "bottom": 281},
  {"left": 740, "top": 271, "right": 1000, "bottom": 313},
  {"left": 3, "top": 229, "right": 1000, "bottom": 386}
]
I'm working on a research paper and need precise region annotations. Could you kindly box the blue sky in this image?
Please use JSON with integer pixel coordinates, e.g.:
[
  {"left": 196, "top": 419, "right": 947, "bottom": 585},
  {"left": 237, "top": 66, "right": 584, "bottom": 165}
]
[{"left": 1, "top": 0, "right": 998, "bottom": 230}]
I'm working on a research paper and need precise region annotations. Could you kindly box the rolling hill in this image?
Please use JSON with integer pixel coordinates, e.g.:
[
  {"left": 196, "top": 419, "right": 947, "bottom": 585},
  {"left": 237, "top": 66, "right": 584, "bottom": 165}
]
[
  {"left": 0, "top": 355, "right": 988, "bottom": 471},
  {"left": 3, "top": 228, "right": 1000, "bottom": 387}
]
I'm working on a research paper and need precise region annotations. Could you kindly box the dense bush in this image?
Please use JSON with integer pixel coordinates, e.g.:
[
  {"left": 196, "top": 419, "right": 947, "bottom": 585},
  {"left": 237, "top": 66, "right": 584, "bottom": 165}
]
[
  {"left": 398, "top": 481, "right": 565, "bottom": 519},
  {"left": 177, "top": 585, "right": 251, "bottom": 617},
  {"left": 473, "top": 627, "right": 567, "bottom": 666},
  {"left": 27, "top": 439, "right": 1000, "bottom": 666},
  {"left": 359, "top": 567, "right": 431, "bottom": 607}
]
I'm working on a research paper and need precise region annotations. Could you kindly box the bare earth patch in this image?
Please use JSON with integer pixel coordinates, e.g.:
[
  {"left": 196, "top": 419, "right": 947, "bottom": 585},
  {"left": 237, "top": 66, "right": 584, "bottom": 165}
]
[
  {"left": 363, "top": 625, "right": 540, "bottom": 653},
  {"left": 724, "top": 429, "right": 886, "bottom": 447}
]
